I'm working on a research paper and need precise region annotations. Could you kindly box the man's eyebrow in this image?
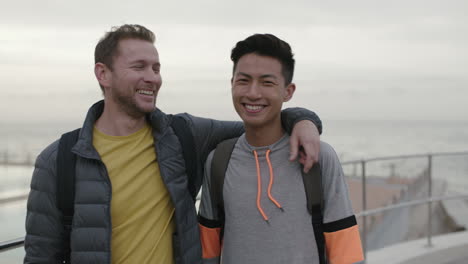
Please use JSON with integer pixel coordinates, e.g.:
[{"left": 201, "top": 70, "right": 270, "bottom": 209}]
[
  {"left": 129, "top": 59, "right": 145, "bottom": 64},
  {"left": 129, "top": 60, "right": 160, "bottom": 67},
  {"left": 260, "top": 74, "right": 277, "bottom": 79},
  {"left": 235, "top": 72, "right": 252, "bottom": 78},
  {"left": 235, "top": 72, "right": 278, "bottom": 79}
]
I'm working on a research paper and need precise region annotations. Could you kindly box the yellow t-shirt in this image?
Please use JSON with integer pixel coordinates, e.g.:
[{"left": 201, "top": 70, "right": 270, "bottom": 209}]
[{"left": 93, "top": 124, "right": 175, "bottom": 264}]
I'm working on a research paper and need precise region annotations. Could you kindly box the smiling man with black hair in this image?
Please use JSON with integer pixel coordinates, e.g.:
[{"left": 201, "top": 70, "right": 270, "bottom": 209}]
[{"left": 198, "top": 33, "right": 364, "bottom": 264}]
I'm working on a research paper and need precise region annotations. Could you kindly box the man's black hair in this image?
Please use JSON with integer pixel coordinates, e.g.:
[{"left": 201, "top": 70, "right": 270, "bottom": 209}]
[{"left": 231, "top": 34, "right": 295, "bottom": 84}]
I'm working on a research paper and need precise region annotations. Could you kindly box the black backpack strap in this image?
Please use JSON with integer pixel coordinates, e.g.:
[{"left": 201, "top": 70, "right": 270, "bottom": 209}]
[
  {"left": 57, "top": 128, "right": 80, "bottom": 263},
  {"left": 302, "top": 163, "right": 326, "bottom": 264},
  {"left": 170, "top": 115, "right": 199, "bottom": 201},
  {"left": 210, "top": 137, "right": 238, "bottom": 239}
]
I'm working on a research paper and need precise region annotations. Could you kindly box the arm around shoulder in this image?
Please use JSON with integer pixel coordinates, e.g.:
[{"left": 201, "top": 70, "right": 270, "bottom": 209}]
[
  {"left": 281, "top": 107, "right": 322, "bottom": 135},
  {"left": 283, "top": 108, "right": 322, "bottom": 171},
  {"left": 177, "top": 113, "right": 244, "bottom": 160}
]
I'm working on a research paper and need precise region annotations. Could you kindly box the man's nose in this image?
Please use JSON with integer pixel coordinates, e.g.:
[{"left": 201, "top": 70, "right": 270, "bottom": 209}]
[
  {"left": 246, "top": 82, "right": 262, "bottom": 99},
  {"left": 144, "top": 68, "right": 160, "bottom": 83}
]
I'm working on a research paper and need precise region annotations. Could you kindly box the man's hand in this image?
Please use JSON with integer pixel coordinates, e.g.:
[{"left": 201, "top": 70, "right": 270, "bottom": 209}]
[{"left": 289, "top": 120, "right": 320, "bottom": 172}]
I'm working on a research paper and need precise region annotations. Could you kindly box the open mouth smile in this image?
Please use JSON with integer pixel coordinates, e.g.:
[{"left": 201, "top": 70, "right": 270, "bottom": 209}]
[
  {"left": 137, "top": 89, "right": 154, "bottom": 96},
  {"left": 243, "top": 103, "right": 265, "bottom": 113}
]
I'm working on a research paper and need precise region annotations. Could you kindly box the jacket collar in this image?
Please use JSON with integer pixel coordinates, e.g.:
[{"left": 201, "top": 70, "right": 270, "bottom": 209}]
[
  {"left": 147, "top": 107, "right": 170, "bottom": 139},
  {"left": 72, "top": 101, "right": 104, "bottom": 160},
  {"left": 72, "top": 100, "right": 170, "bottom": 159}
]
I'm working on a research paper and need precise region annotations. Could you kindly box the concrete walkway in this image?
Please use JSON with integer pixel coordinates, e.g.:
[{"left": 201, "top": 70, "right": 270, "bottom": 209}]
[{"left": 367, "top": 230, "right": 468, "bottom": 264}]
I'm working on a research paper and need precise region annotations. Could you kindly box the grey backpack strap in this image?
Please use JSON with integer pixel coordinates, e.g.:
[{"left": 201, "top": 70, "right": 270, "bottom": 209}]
[
  {"left": 210, "top": 138, "right": 239, "bottom": 224},
  {"left": 302, "top": 163, "right": 326, "bottom": 264}
]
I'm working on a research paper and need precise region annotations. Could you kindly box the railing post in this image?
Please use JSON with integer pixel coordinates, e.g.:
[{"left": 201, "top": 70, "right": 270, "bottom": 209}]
[
  {"left": 426, "top": 154, "right": 433, "bottom": 247},
  {"left": 389, "top": 163, "right": 396, "bottom": 178},
  {"left": 361, "top": 160, "right": 367, "bottom": 262}
]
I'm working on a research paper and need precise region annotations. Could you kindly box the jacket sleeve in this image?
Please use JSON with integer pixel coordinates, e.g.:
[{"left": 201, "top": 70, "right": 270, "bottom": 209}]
[
  {"left": 281, "top": 107, "right": 322, "bottom": 135},
  {"left": 182, "top": 107, "right": 322, "bottom": 166},
  {"left": 178, "top": 107, "right": 322, "bottom": 194},
  {"left": 319, "top": 141, "right": 364, "bottom": 264},
  {"left": 24, "top": 141, "right": 66, "bottom": 264},
  {"left": 198, "top": 151, "right": 223, "bottom": 264}
]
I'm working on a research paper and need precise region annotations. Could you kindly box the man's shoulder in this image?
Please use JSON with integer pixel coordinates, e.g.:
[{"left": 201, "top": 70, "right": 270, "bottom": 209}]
[
  {"left": 30, "top": 139, "right": 61, "bottom": 188},
  {"left": 35, "top": 127, "right": 81, "bottom": 171},
  {"left": 317, "top": 140, "right": 345, "bottom": 180},
  {"left": 36, "top": 139, "right": 60, "bottom": 165},
  {"left": 318, "top": 140, "right": 340, "bottom": 163}
]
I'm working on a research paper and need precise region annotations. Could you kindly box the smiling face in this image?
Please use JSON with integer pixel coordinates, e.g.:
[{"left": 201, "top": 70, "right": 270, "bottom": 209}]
[
  {"left": 232, "top": 53, "right": 295, "bottom": 131},
  {"left": 102, "top": 38, "right": 162, "bottom": 118}
]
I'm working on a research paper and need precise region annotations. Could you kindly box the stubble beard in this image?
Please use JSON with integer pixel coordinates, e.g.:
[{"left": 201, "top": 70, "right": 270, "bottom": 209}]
[{"left": 113, "top": 90, "right": 155, "bottom": 119}]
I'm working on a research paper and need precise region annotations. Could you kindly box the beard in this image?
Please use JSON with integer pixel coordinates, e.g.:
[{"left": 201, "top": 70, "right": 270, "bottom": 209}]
[{"left": 112, "top": 89, "right": 156, "bottom": 119}]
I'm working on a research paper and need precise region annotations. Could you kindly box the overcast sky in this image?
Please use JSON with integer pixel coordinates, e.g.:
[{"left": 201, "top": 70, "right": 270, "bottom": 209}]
[{"left": 1, "top": 0, "right": 467, "bottom": 123}]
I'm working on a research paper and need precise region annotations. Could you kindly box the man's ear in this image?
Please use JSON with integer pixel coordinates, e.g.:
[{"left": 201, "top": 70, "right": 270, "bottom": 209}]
[
  {"left": 94, "top": 63, "right": 111, "bottom": 89},
  {"left": 283, "top": 83, "right": 296, "bottom": 102}
]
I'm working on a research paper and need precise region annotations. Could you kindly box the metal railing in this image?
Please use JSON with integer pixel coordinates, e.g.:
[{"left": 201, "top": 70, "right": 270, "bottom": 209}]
[
  {"left": 1, "top": 151, "right": 468, "bottom": 262},
  {"left": 0, "top": 193, "right": 28, "bottom": 205},
  {"left": 0, "top": 237, "right": 24, "bottom": 253},
  {"left": 343, "top": 151, "right": 468, "bottom": 261}
]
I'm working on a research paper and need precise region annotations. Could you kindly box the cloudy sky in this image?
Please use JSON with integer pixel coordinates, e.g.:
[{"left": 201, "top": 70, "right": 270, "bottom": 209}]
[{"left": 1, "top": 0, "right": 467, "bottom": 123}]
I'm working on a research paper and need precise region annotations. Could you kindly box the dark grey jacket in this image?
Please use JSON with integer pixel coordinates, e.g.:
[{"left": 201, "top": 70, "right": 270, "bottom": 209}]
[{"left": 24, "top": 101, "right": 321, "bottom": 264}]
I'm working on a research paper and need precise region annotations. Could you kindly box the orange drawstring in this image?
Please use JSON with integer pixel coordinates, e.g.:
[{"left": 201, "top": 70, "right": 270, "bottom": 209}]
[
  {"left": 253, "top": 149, "right": 283, "bottom": 223},
  {"left": 253, "top": 150, "right": 269, "bottom": 222},
  {"left": 265, "top": 150, "right": 283, "bottom": 211}
]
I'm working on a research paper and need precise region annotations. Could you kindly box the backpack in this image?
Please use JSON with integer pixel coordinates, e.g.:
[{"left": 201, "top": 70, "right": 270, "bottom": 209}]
[
  {"left": 209, "top": 138, "right": 327, "bottom": 264},
  {"left": 56, "top": 115, "right": 197, "bottom": 263}
]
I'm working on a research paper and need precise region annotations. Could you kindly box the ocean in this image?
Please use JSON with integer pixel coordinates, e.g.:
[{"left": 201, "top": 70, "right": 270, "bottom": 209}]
[{"left": 1, "top": 119, "right": 468, "bottom": 261}]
